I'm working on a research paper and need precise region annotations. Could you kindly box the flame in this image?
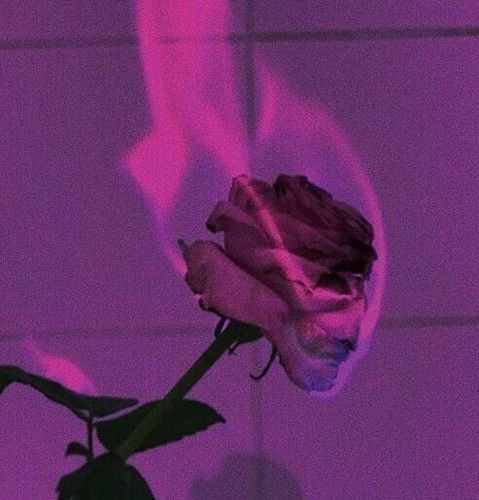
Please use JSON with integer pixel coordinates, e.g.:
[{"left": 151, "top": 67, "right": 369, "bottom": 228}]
[
  {"left": 21, "top": 336, "right": 98, "bottom": 395},
  {"left": 253, "top": 66, "right": 387, "bottom": 397},
  {"left": 127, "top": 0, "right": 249, "bottom": 275},
  {"left": 128, "top": 0, "right": 387, "bottom": 397}
]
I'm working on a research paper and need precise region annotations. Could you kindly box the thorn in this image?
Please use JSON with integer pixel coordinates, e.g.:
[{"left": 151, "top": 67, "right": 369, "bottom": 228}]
[
  {"left": 249, "top": 345, "right": 278, "bottom": 381},
  {"left": 228, "top": 342, "right": 239, "bottom": 355},
  {"left": 214, "top": 317, "right": 227, "bottom": 338}
]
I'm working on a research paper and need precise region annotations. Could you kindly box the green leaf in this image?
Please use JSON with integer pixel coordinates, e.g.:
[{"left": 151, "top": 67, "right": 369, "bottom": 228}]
[
  {"left": 83, "top": 395, "right": 139, "bottom": 419},
  {"left": 225, "top": 320, "right": 263, "bottom": 354},
  {"left": 65, "top": 442, "right": 90, "bottom": 458},
  {"left": 0, "top": 365, "right": 138, "bottom": 420},
  {"left": 57, "top": 452, "right": 155, "bottom": 499},
  {"left": 96, "top": 398, "right": 225, "bottom": 454}
]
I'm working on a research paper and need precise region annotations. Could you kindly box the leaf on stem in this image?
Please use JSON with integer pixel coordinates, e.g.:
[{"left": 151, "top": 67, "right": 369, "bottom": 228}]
[
  {"left": 96, "top": 399, "right": 225, "bottom": 454},
  {"left": 57, "top": 452, "right": 154, "bottom": 499},
  {"left": 65, "top": 441, "right": 91, "bottom": 458},
  {"left": 0, "top": 365, "right": 138, "bottom": 420}
]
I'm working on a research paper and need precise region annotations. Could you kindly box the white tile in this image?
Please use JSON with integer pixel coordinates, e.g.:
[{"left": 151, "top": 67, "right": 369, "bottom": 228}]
[
  {"left": 0, "top": 44, "right": 248, "bottom": 333},
  {"left": 254, "top": 1, "right": 479, "bottom": 32},
  {"left": 0, "top": 1, "right": 245, "bottom": 41},
  {"left": 0, "top": 1, "right": 135, "bottom": 40},
  {"left": 256, "top": 324, "right": 478, "bottom": 499},
  {"left": 253, "top": 38, "right": 479, "bottom": 318}
]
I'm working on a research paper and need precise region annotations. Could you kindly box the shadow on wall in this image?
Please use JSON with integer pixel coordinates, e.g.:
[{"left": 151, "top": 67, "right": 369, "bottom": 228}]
[{"left": 190, "top": 452, "right": 303, "bottom": 499}]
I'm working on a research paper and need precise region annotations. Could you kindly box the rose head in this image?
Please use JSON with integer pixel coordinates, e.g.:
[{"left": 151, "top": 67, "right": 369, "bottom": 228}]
[{"left": 179, "top": 174, "right": 377, "bottom": 392}]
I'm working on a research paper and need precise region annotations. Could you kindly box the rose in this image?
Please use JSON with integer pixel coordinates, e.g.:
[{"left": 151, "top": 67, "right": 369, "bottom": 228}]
[{"left": 178, "top": 174, "right": 377, "bottom": 392}]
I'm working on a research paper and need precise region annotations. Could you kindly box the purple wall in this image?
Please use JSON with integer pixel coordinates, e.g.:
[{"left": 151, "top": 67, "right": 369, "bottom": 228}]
[{"left": 0, "top": 1, "right": 478, "bottom": 498}]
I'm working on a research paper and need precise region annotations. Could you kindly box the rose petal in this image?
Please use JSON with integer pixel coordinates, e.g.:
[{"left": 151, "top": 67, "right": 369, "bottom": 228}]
[
  {"left": 228, "top": 174, "right": 281, "bottom": 214},
  {"left": 223, "top": 175, "right": 376, "bottom": 279},
  {"left": 178, "top": 174, "right": 377, "bottom": 393},
  {"left": 208, "top": 199, "right": 351, "bottom": 267},
  {"left": 286, "top": 174, "right": 376, "bottom": 278},
  {"left": 207, "top": 203, "right": 360, "bottom": 311},
  {"left": 206, "top": 200, "right": 265, "bottom": 236},
  {"left": 264, "top": 210, "right": 352, "bottom": 259},
  {"left": 315, "top": 295, "right": 365, "bottom": 338},
  {"left": 273, "top": 175, "right": 374, "bottom": 245},
  {"left": 206, "top": 199, "right": 353, "bottom": 301},
  {"left": 206, "top": 201, "right": 360, "bottom": 311},
  {"left": 178, "top": 239, "right": 288, "bottom": 334},
  {"left": 206, "top": 200, "right": 324, "bottom": 295},
  {"left": 274, "top": 293, "right": 366, "bottom": 392}
]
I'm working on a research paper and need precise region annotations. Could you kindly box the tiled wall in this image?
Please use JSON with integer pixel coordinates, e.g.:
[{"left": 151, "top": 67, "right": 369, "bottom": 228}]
[{"left": 0, "top": 1, "right": 477, "bottom": 498}]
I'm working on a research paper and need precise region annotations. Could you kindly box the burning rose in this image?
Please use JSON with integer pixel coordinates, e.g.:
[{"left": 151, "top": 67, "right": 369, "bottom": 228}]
[{"left": 179, "top": 174, "right": 377, "bottom": 392}]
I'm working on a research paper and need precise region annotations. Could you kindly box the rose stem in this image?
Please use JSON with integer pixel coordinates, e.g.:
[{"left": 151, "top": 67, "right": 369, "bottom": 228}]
[{"left": 115, "top": 321, "right": 239, "bottom": 461}]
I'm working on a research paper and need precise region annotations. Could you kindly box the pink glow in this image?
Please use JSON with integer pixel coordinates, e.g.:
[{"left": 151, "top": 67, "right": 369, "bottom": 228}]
[
  {"left": 126, "top": 0, "right": 249, "bottom": 275},
  {"left": 22, "top": 336, "right": 98, "bottom": 395},
  {"left": 254, "top": 66, "right": 387, "bottom": 397},
  {"left": 129, "top": 1, "right": 386, "bottom": 396}
]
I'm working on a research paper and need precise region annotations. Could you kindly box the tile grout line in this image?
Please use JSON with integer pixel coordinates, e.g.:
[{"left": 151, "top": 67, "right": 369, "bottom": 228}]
[
  {"left": 243, "top": 2, "right": 266, "bottom": 499},
  {"left": 378, "top": 315, "right": 479, "bottom": 329},
  {"left": 0, "top": 315, "right": 477, "bottom": 341},
  {"left": 253, "top": 25, "right": 479, "bottom": 43},
  {"left": 1, "top": 25, "right": 479, "bottom": 51}
]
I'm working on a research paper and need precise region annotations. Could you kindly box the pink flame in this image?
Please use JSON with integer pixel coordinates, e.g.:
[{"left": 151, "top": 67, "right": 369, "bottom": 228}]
[
  {"left": 2, "top": 206, "right": 97, "bottom": 395},
  {"left": 254, "top": 65, "right": 387, "bottom": 397},
  {"left": 128, "top": 0, "right": 387, "bottom": 397},
  {"left": 127, "top": 0, "right": 249, "bottom": 275},
  {"left": 21, "top": 336, "right": 98, "bottom": 395}
]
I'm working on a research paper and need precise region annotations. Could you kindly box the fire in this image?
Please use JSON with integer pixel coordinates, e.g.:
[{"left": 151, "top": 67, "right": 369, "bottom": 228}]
[
  {"left": 127, "top": 0, "right": 386, "bottom": 396},
  {"left": 22, "top": 336, "right": 98, "bottom": 395}
]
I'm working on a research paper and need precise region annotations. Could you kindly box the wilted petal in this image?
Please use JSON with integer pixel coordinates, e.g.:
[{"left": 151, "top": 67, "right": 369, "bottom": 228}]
[
  {"left": 294, "top": 295, "right": 365, "bottom": 352},
  {"left": 179, "top": 173, "right": 377, "bottom": 393},
  {"left": 178, "top": 239, "right": 288, "bottom": 334},
  {"left": 225, "top": 245, "right": 340, "bottom": 312},
  {"left": 228, "top": 174, "right": 281, "bottom": 214},
  {"left": 206, "top": 200, "right": 264, "bottom": 236},
  {"left": 208, "top": 180, "right": 370, "bottom": 306},
  {"left": 206, "top": 199, "right": 337, "bottom": 302},
  {"left": 286, "top": 279, "right": 359, "bottom": 313},
  {"left": 229, "top": 246, "right": 328, "bottom": 289},
  {"left": 273, "top": 175, "right": 374, "bottom": 245},
  {"left": 211, "top": 195, "right": 353, "bottom": 262},
  {"left": 265, "top": 210, "right": 353, "bottom": 260},
  {"left": 276, "top": 320, "right": 343, "bottom": 392},
  {"left": 206, "top": 200, "right": 361, "bottom": 312},
  {"left": 276, "top": 294, "right": 365, "bottom": 392}
]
